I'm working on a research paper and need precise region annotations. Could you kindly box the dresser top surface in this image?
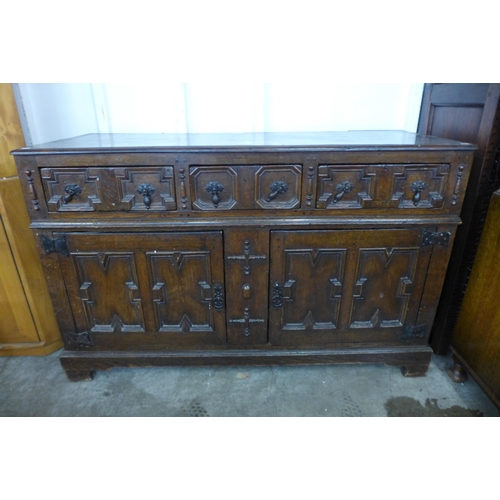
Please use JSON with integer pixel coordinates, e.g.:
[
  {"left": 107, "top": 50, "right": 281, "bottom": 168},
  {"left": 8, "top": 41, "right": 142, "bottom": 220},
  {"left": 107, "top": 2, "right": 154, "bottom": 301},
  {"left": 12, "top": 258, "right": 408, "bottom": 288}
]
[{"left": 11, "top": 131, "right": 476, "bottom": 155}]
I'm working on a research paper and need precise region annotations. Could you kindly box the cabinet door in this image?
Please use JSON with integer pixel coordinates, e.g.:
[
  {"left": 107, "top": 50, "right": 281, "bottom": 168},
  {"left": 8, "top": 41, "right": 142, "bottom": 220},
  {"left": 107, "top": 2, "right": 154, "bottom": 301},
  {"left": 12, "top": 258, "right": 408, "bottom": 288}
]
[
  {"left": 57, "top": 232, "right": 226, "bottom": 348},
  {"left": 269, "top": 229, "right": 434, "bottom": 346}
]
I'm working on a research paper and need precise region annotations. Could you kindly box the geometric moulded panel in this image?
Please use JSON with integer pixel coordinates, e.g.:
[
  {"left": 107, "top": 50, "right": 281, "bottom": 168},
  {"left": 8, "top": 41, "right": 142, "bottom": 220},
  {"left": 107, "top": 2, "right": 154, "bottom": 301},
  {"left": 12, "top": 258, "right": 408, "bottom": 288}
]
[
  {"left": 316, "top": 165, "right": 376, "bottom": 209},
  {"left": 190, "top": 167, "right": 238, "bottom": 210},
  {"left": 280, "top": 248, "right": 346, "bottom": 330},
  {"left": 73, "top": 253, "right": 145, "bottom": 332},
  {"left": 255, "top": 165, "right": 302, "bottom": 209},
  {"left": 115, "top": 166, "right": 176, "bottom": 211},
  {"left": 390, "top": 164, "right": 449, "bottom": 209},
  {"left": 350, "top": 247, "right": 419, "bottom": 328},
  {"left": 41, "top": 168, "right": 102, "bottom": 212},
  {"left": 148, "top": 251, "right": 217, "bottom": 332}
]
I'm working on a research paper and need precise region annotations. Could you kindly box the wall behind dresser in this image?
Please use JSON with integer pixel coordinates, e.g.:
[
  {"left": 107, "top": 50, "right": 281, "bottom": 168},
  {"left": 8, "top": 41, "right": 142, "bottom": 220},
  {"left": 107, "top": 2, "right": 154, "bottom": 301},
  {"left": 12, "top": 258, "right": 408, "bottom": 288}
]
[{"left": 14, "top": 83, "right": 425, "bottom": 145}]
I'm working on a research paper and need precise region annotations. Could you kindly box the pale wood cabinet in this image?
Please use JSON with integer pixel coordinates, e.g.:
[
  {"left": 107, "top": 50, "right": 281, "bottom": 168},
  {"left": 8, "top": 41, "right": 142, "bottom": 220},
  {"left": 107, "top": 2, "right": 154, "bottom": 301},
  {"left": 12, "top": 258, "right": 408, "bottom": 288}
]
[
  {"left": 449, "top": 188, "right": 500, "bottom": 410},
  {"left": 0, "top": 83, "right": 61, "bottom": 355}
]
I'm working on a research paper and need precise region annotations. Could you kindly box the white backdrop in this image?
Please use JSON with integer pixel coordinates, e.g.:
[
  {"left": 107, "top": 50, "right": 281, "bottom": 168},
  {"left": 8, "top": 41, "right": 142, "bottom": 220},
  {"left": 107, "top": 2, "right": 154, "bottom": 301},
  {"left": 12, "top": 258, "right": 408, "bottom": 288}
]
[{"left": 15, "top": 83, "right": 425, "bottom": 146}]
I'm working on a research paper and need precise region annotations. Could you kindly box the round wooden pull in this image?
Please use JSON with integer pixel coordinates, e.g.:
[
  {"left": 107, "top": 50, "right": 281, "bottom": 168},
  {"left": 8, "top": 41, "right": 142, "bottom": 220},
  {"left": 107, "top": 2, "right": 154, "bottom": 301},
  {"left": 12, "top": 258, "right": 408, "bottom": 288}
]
[{"left": 242, "top": 284, "right": 252, "bottom": 299}]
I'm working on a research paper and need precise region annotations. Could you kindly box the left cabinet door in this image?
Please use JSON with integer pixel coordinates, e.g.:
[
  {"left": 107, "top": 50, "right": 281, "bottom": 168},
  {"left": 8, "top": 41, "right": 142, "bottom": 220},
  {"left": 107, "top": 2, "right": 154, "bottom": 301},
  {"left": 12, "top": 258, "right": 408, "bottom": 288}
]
[{"left": 55, "top": 232, "right": 226, "bottom": 349}]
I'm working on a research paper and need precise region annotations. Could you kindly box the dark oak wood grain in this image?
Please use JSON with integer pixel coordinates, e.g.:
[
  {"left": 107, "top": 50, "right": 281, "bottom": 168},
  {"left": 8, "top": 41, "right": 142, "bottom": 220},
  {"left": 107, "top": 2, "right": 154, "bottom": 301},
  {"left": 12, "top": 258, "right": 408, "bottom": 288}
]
[
  {"left": 12, "top": 131, "right": 474, "bottom": 153},
  {"left": 418, "top": 83, "right": 500, "bottom": 354},
  {"left": 59, "top": 345, "right": 433, "bottom": 380},
  {"left": 11, "top": 132, "right": 475, "bottom": 380}
]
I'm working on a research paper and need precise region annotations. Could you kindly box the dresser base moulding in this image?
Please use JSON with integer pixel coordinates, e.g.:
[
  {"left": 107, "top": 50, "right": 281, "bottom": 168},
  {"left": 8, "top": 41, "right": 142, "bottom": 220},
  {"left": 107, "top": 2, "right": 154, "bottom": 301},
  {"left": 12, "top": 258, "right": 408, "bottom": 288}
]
[{"left": 59, "top": 345, "right": 433, "bottom": 382}]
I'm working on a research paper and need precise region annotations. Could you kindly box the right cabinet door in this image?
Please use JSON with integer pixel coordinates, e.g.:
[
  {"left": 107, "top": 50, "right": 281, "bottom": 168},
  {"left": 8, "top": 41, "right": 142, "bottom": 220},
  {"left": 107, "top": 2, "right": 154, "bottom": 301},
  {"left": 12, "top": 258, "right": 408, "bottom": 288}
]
[{"left": 269, "top": 228, "right": 439, "bottom": 346}]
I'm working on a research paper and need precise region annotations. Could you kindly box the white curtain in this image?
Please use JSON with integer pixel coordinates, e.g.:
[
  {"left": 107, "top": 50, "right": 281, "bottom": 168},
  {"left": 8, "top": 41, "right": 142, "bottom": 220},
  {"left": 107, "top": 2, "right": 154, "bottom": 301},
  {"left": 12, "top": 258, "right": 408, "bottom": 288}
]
[{"left": 16, "top": 83, "right": 424, "bottom": 145}]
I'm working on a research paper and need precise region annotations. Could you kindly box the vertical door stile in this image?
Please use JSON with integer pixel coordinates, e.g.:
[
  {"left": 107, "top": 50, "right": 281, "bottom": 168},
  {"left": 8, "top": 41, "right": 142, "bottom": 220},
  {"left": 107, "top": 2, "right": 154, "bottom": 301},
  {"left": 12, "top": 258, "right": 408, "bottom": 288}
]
[
  {"left": 414, "top": 225, "right": 456, "bottom": 338},
  {"left": 135, "top": 242, "right": 157, "bottom": 334},
  {"left": 406, "top": 228, "right": 435, "bottom": 331},
  {"left": 55, "top": 232, "right": 91, "bottom": 336},
  {"left": 268, "top": 231, "right": 284, "bottom": 340},
  {"left": 338, "top": 237, "right": 359, "bottom": 343},
  {"left": 46, "top": 233, "right": 82, "bottom": 337},
  {"left": 225, "top": 228, "right": 269, "bottom": 345},
  {"left": 266, "top": 227, "right": 273, "bottom": 344}
]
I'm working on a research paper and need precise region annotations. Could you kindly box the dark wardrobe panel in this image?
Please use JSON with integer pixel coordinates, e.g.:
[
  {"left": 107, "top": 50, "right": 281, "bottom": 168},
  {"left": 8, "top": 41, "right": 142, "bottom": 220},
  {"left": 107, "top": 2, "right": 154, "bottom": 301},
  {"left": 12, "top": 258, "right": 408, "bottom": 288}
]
[{"left": 418, "top": 83, "right": 500, "bottom": 354}]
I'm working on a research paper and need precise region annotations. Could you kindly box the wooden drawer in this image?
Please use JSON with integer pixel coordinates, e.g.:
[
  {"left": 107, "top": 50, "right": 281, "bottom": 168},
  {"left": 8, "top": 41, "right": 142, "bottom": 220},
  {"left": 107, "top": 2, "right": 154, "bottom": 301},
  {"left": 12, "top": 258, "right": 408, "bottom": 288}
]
[
  {"left": 189, "top": 164, "right": 302, "bottom": 210},
  {"left": 40, "top": 166, "right": 176, "bottom": 212},
  {"left": 316, "top": 163, "right": 450, "bottom": 210}
]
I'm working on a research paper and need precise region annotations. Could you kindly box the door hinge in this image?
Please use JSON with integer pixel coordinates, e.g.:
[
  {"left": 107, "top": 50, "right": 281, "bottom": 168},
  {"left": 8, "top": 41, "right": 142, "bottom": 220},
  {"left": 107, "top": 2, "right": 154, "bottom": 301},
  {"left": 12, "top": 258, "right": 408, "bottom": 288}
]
[
  {"left": 68, "top": 331, "right": 92, "bottom": 346},
  {"left": 213, "top": 283, "right": 224, "bottom": 311},
  {"left": 421, "top": 230, "right": 451, "bottom": 247},
  {"left": 41, "top": 234, "right": 69, "bottom": 256},
  {"left": 401, "top": 323, "right": 427, "bottom": 340},
  {"left": 272, "top": 282, "right": 283, "bottom": 308}
]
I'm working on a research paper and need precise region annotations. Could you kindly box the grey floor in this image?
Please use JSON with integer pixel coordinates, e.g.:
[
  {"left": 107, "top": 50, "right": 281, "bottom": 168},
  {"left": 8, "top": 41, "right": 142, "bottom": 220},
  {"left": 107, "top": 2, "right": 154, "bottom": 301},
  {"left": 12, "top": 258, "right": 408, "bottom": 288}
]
[{"left": 0, "top": 350, "right": 497, "bottom": 416}]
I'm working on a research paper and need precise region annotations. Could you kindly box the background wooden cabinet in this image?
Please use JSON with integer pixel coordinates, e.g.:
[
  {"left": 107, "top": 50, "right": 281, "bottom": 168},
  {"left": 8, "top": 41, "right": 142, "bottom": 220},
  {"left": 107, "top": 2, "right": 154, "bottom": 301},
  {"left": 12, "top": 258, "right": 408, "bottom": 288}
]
[
  {"left": 417, "top": 83, "right": 500, "bottom": 354},
  {"left": 449, "top": 188, "right": 500, "bottom": 410},
  {"left": 0, "top": 83, "right": 61, "bottom": 356}
]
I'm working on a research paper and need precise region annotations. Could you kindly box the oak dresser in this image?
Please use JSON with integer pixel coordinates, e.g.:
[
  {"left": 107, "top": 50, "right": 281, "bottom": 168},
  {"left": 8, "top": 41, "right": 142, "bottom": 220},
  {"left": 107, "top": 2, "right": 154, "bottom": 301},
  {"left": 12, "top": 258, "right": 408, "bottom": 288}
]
[{"left": 11, "top": 131, "right": 475, "bottom": 381}]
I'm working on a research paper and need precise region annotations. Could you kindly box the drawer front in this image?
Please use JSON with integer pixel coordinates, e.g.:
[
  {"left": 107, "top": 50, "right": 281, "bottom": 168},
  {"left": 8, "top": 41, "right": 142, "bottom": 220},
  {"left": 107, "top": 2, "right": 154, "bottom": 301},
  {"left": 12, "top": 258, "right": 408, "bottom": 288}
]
[
  {"left": 316, "top": 164, "right": 450, "bottom": 210},
  {"left": 41, "top": 166, "right": 176, "bottom": 212},
  {"left": 190, "top": 164, "right": 302, "bottom": 210}
]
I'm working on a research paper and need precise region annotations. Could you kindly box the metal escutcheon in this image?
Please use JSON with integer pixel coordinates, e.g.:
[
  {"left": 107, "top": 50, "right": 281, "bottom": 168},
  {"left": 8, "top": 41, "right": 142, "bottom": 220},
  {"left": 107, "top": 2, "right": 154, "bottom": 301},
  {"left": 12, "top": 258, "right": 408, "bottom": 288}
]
[
  {"left": 137, "top": 183, "right": 156, "bottom": 209},
  {"left": 206, "top": 181, "right": 224, "bottom": 208},
  {"left": 63, "top": 183, "right": 82, "bottom": 204},
  {"left": 267, "top": 181, "right": 289, "bottom": 202}
]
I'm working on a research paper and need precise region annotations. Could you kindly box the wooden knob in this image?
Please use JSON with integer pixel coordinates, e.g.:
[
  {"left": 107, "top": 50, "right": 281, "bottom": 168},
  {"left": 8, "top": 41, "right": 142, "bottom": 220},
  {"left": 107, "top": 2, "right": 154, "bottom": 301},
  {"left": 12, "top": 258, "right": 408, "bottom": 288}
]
[{"left": 242, "top": 284, "right": 252, "bottom": 299}]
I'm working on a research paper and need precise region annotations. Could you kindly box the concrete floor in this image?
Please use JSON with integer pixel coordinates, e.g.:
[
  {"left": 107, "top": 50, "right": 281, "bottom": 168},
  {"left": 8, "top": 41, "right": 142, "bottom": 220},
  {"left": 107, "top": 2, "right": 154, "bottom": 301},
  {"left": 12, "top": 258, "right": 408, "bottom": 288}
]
[{"left": 0, "top": 350, "right": 497, "bottom": 416}]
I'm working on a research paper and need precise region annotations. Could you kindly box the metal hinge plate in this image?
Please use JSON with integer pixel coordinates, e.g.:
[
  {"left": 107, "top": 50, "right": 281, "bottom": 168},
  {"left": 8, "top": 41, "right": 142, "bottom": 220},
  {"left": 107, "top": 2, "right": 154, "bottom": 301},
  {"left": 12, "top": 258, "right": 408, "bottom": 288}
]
[
  {"left": 401, "top": 323, "right": 427, "bottom": 340},
  {"left": 68, "top": 331, "right": 92, "bottom": 346},
  {"left": 421, "top": 230, "right": 451, "bottom": 247},
  {"left": 41, "top": 234, "right": 69, "bottom": 256}
]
